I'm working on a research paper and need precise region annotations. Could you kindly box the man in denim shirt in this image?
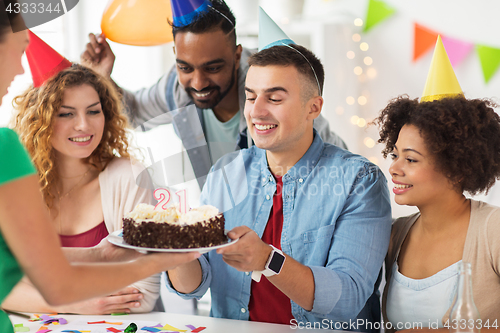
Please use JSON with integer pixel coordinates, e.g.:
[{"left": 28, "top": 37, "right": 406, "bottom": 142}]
[{"left": 166, "top": 44, "right": 391, "bottom": 330}]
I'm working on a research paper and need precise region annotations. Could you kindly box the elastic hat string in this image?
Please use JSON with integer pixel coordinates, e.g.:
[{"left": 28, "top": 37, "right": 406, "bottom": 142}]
[{"left": 281, "top": 43, "right": 322, "bottom": 96}]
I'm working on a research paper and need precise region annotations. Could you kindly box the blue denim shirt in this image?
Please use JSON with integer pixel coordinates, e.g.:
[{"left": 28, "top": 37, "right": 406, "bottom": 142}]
[{"left": 166, "top": 131, "right": 391, "bottom": 326}]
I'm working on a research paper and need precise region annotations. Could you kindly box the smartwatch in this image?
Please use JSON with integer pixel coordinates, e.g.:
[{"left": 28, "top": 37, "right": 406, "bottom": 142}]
[{"left": 251, "top": 245, "right": 286, "bottom": 282}]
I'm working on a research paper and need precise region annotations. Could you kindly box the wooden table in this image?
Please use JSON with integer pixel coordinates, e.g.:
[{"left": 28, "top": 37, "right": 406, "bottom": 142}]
[{"left": 9, "top": 311, "right": 337, "bottom": 332}]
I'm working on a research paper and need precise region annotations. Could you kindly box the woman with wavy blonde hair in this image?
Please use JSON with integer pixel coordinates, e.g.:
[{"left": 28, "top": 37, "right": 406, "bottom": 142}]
[
  {"left": 14, "top": 64, "right": 130, "bottom": 208},
  {"left": 3, "top": 64, "right": 161, "bottom": 315}
]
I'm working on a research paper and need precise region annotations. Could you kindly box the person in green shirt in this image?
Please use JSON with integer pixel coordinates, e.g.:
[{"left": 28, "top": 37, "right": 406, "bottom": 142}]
[{"left": 0, "top": 2, "right": 200, "bottom": 332}]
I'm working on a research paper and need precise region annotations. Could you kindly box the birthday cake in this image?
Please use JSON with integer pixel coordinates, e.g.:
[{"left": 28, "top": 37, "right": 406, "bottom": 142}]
[{"left": 122, "top": 203, "right": 226, "bottom": 249}]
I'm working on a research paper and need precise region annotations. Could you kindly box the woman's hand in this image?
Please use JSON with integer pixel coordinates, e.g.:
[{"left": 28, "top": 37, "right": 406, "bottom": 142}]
[
  {"left": 93, "top": 237, "right": 144, "bottom": 262},
  {"left": 53, "top": 286, "right": 144, "bottom": 315}
]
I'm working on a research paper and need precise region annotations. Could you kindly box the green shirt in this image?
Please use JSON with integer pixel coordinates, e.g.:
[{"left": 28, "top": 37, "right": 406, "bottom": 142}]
[{"left": 0, "top": 128, "right": 36, "bottom": 333}]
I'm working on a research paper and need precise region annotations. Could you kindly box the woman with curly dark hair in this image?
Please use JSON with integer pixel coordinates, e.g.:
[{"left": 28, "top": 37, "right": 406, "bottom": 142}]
[
  {"left": 3, "top": 63, "right": 162, "bottom": 315},
  {"left": 374, "top": 43, "right": 500, "bottom": 331}
]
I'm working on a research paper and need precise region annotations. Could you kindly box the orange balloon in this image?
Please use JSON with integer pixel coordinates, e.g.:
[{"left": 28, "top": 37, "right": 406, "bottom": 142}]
[{"left": 101, "top": 0, "right": 174, "bottom": 46}]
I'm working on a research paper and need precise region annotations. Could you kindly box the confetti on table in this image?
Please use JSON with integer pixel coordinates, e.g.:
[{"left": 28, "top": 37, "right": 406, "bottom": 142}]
[
  {"left": 36, "top": 326, "right": 50, "bottom": 333},
  {"left": 13, "top": 323, "right": 30, "bottom": 332},
  {"left": 111, "top": 312, "right": 128, "bottom": 316},
  {"left": 88, "top": 320, "right": 106, "bottom": 324},
  {"left": 40, "top": 315, "right": 67, "bottom": 325},
  {"left": 191, "top": 327, "right": 206, "bottom": 333},
  {"left": 162, "top": 324, "right": 186, "bottom": 332},
  {"left": 106, "top": 328, "right": 122, "bottom": 333},
  {"left": 61, "top": 331, "right": 91, "bottom": 333},
  {"left": 105, "top": 321, "right": 123, "bottom": 325},
  {"left": 140, "top": 328, "right": 160, "bottom": 332}
]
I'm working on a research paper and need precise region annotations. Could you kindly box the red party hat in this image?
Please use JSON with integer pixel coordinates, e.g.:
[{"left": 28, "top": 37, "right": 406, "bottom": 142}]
[{"left": 26, "top": 30, "right": 72, "bottom": 87}]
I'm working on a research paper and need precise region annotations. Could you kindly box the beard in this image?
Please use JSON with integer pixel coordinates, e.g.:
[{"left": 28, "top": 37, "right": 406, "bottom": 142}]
[{"left": 185, "top": 63, "right": 236, "bottom": 110}]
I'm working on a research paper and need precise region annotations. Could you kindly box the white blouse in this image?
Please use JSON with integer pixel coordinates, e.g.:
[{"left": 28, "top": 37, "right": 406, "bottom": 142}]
[{"left": 386, "top": 260, "right": 460, "bottom": 329}]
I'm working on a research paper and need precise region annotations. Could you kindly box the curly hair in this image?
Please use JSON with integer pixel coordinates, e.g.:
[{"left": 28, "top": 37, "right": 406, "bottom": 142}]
[
  {"left": 373, "top": 95, "right": 500, "bottom": 195},
  {"left": 12, "top": 64, "right": 131, "bottom": 208}
]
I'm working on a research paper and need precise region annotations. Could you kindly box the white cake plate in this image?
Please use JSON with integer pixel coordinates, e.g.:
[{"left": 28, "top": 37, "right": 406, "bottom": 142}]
[{"left": 107, "top": 229, "right": 238, "bottom": 254}]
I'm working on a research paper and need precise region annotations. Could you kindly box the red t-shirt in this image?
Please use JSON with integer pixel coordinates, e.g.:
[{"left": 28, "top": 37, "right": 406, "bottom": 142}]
[
  {"left": 248, "top": 176, "right": 294, "bottom": 324},
  {"left": 59, "top": 221, "right": 108, "bottom": 247}
]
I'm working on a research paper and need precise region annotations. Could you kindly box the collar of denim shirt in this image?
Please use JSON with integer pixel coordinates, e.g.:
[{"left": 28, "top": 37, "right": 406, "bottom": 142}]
[{"left": 258, "top": 129, "right": 324, "bottom": 186}]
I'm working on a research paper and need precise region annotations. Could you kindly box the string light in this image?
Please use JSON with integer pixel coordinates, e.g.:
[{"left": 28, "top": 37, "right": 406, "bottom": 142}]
[
  {"left": 346, "top": 17, "right": 377, "bottom": 150},
  {"left": 354, "top": 18, "right": 363, "bottom": 26},
  {"left": 367, "top": 67, "right": 377, "bottom": 79},
  {"left": 336, "top": 106, "right": 345, "bottom": 115},
  {"left": 364, "top": 137, "right": 375, "bottom": 148},
  {"left": 368, "top": 156, "right": 379, "bottom": 165},
  {"left": 357, "top": 118, "right": 367, "bottom": 127}
]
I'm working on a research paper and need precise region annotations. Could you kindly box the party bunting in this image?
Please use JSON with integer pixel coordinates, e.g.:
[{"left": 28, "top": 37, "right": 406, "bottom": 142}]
[
  {"left": 363, "top": 0, "right": 396, "bottom": 33},
  {"left": 413, "top": 22, "right": 500, "bottom": 82},
  {"left": 413, "top": 23, "right": 438, "bottom": 62},
  {"left": 476, "top": 44, "right": 500, "bottom": 83},
  {"left": 441, "top": 35, "right": 474, "bottom": 67}
]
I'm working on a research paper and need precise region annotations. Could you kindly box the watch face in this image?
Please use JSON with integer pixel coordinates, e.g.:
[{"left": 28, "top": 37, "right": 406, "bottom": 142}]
[{"left": 268, "top": 251, "right": 285, "bottom": 273}]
